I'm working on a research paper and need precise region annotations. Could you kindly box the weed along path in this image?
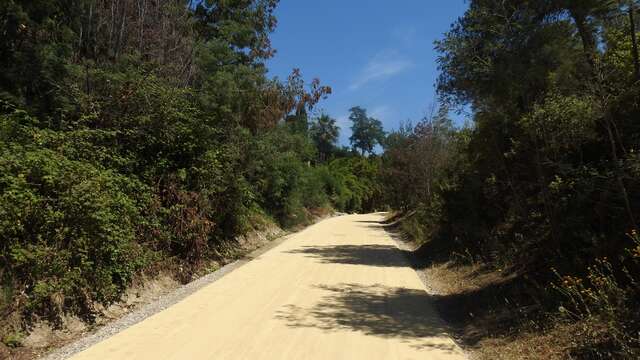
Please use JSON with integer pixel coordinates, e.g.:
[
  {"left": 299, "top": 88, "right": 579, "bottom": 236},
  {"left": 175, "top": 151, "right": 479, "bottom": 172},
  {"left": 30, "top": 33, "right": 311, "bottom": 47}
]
[{"left": 67, "top": 214, "right": 465, "bottom": 360}]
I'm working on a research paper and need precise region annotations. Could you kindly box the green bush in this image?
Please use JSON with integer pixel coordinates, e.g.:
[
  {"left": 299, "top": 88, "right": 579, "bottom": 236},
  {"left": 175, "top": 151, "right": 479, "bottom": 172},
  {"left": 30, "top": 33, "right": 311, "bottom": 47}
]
[
  {"left": 0, "top": 143, "right": 150, "bottom": 321},
  {"left": 246, "top": 126, "right": 314, "bottom": 226},
  {"left": 300, "top": 167, "right": 330, "bottom": 209},
  {"left": 324, "top": 157, "right": 383, "bottom": 213}
]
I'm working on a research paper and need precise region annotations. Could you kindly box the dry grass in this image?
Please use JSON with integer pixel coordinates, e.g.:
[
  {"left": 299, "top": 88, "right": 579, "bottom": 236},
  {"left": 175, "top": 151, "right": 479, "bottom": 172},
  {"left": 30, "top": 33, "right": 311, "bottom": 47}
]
[
  {"left": 423, "top": 261, "right": 504, "bottom": 295},
  {"left": 472, "top": 322, "right": 574, "bottom": 360},
  {"left": 422, "top": 261, "right": 588, "bottom": 360}
]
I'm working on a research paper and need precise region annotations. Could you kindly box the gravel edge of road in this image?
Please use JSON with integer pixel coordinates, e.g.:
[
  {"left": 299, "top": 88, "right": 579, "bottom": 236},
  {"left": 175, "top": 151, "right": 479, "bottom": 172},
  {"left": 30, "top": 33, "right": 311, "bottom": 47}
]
[
  {"left": 42, "top": 232, "right": 297, "bottom": 360},
  {"left": 384, "top": 225, "right": 471, "bottom": 359}
]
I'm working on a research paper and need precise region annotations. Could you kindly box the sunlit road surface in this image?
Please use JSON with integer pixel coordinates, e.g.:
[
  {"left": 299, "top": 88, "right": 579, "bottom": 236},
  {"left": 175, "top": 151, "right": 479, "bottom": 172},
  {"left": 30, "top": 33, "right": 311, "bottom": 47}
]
[{"left": 69, "top": 213, "right": 466, "bottom": 360}]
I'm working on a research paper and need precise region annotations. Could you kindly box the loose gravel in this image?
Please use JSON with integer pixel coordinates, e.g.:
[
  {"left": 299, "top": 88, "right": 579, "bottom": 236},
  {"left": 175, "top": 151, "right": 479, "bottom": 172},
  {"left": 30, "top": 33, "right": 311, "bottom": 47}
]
[{"left": 42, "top": 233, "right": 293, "bottom": 360}]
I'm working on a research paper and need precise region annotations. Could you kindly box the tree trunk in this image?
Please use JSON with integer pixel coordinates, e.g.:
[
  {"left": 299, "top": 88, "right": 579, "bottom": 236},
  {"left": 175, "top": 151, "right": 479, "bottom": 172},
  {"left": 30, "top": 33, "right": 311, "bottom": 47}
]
[{"left": 571, "top": 9, "right": 598, "bottom": 70}]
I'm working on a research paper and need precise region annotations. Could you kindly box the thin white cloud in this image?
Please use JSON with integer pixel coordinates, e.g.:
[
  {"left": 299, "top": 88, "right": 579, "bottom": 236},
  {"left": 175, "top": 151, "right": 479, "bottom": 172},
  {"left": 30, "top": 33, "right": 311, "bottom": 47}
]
[
  {"left": 349, "top": 50, "right": 413, "bottom": 91},
  {"left": 369, "top": 105, "right": 392, "bottom": 121}
]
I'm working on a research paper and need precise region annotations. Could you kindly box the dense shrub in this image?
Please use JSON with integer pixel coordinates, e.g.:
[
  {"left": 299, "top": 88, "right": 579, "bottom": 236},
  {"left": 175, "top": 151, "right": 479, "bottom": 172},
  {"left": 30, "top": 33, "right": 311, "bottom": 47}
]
[
  {"left": 324, "top": 157, "right": 383, "bottom": 213},
  {"left": 0, "top": 143, "right": 150, "bottom": 321}
]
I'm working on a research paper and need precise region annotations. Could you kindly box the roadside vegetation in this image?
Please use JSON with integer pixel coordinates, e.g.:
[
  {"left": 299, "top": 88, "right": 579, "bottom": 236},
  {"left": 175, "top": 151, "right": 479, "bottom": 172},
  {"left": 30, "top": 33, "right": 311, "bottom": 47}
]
[
  {"left": 0, "top": 0, "right": 384, "bottom": 353},
  {"left": 383, "top": 1, "right": 640, "bottom": 358},
  {"left": 3, "top": 0, "right": 640, "bottom": 359}
]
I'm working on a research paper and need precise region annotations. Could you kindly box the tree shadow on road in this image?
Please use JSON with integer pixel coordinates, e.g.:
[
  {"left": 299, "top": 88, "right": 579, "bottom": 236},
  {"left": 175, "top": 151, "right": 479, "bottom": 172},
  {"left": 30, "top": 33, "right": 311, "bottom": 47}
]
[
  {"left": 285, "top": 244, "right": 412, "bottom": 267},
  {"left": 275, "top": 283, "right": 461, "bottom": 352}
]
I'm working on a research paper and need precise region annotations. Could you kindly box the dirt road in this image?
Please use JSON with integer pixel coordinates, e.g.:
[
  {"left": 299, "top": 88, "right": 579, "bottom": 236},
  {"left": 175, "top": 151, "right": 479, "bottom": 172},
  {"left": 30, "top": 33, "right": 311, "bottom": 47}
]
[{"left": 68, "top": 213, "right": 465, "bottom": 359}]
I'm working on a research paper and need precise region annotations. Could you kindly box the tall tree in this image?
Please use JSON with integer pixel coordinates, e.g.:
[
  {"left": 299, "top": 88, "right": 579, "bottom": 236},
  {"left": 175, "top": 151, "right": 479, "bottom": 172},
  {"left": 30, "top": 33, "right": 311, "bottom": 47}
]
[
  {"left": 434, "top": 0, "right": 640, "bottom": 262},
  {"left": 348, "top": 106, "right": 385, "bottom": 156},
  {"left": 309, "top": 113, "right": 339, "bottom": 161}
]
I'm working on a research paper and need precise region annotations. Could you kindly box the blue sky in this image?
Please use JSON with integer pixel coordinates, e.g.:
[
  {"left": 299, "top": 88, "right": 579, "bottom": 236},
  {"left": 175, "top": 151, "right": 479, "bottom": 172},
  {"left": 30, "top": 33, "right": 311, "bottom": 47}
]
[{"left": 266, "top": 1, "right": 470, "bottom": 145}]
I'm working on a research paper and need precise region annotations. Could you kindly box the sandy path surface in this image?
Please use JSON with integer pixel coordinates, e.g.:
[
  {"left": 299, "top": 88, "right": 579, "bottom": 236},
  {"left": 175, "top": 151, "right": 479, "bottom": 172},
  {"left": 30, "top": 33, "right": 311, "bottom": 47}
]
[{"left": 68, "top": 213, "right": 465, "bottom": 360}]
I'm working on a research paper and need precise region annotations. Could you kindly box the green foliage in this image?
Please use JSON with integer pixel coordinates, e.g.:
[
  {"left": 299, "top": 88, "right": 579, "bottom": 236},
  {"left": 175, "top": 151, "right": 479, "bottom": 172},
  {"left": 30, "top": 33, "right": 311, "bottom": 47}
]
[
  {"left": 0, "top": 0, "right": 367, "bottom": 333},
  {"left": 309, "top": 113, "right": 340, "bottom": 161},
  {"left": 0, "top": 0, "right": 78, "bottom": 117},
  {"left": 324, "top": 156, "right": 383, "bottom": 213},
  {"left": 384, "top": 0, "right": 640, "bottom": 356},
  {"left": 520, "top": 93, "right": 598, "bottom": 154},
  {"left": 247, "top": 125, "right": 311, "bottom": 225},
  {"left": 348, "top": 106, "right": 385, "bottom": 156},
  {"left": 2, "top": 330, "right": 24, "bottom": 348},
  {"left": 243, "top": 124, "right": 383, "bottom": 225},
  {"left": 427, "top": 0, "right": 640, "bottom": 264},
  {"left": 0, "top": 139, "right": 151, "bottom": 321}
]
